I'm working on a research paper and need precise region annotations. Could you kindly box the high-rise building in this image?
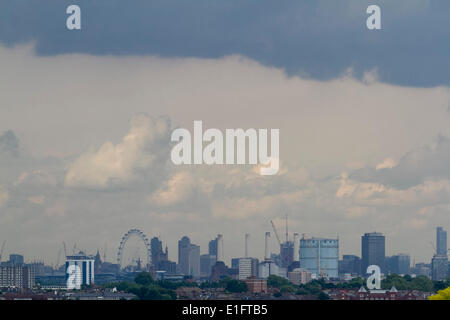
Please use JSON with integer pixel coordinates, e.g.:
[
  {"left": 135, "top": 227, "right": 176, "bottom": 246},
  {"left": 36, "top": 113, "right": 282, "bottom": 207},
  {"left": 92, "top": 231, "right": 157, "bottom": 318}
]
[
  {"left": 436, "top": 227, "right": 447, "bottom": 256},
  {"left": 238, "top": 257, "right": 259, "bottom": 280},
  {"left": 338, "top": 255, "right": 361, "bottom": 276},
  {"left": 431, "top": 227, "right": 448, "bottom": 281},
  {"left": 178, "top": 236, "right": 200, "bottom": 278},
  {"left": 299, "top": 237, "right": 339, "bottom": 279},
  {"left": 200, "top": 254, "right": 216, "bottom": 278},
  {"left": 386, "top": 254, "right": 410, "bottom": 275},
  {"left": 0, "top": 265, "right": 35, "bottom": 289},
  {"left": 280, "top": 241, "right": 294, "bottom": 268},
  {"left": 410, "top": 263, "right": 431, "bottom": 277},
  {"left": 431, "top": 255, "right": 448, "bottom": 281},
  {"left": 231, "top": 258, "right": 240, "bottom": 270},
  {"left": 8, "top": 254, "right": 24, "bottom": 266},
  {"left": 65, "top": 252, "right": 95, "bottom": 289},
  {"left": 209, "top": 238, "right": 218, "bottom": 257},
  {"left": 361, "top": 232, "right": 385, "bottom": 274},
  {"left": 188, "top": 244, "right": 200, "bottom": 278},
  {"left": 208, "top": 234, "right": 223, "bottom": 263},
  {"left": 178, "top": 236, "right": 191, "bottom": 275}
]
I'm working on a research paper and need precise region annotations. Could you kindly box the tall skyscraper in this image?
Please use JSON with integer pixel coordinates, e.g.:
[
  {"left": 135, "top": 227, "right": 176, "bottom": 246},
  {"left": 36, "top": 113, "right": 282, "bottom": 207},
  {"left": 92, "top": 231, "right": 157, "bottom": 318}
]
[
  {"left": 432, "top": 227, "right": 448, "bottom": 281},
  {"left": 280, "top": 241, "right": 294, "bottom": 268},
  {"left": 208, "top": 234, "right": 223, "bottom": 262},
  {"left": 361, "top": 232, "right": 385, "bottom": 274},
  {"left": 178, "top": 236, "right": 200, "bottom": 278},
  {"left": 188, "top": 244, "right": 200, "bottom": 278},
  {"left": 178, "top": 236, "right": 191, "bottom": 275},
  {"left": 208, "top": 238, "right": 218, "bottom": 257},
  {"left": 436, "top": 227, "right": 447, "bottom": 256}
]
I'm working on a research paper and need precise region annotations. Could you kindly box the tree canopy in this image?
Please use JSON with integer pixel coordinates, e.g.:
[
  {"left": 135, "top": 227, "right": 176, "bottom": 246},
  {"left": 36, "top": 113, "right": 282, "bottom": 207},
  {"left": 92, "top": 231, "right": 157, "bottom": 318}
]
[{"left": 429, "top": 287, "right": 450, "bottom": 300}]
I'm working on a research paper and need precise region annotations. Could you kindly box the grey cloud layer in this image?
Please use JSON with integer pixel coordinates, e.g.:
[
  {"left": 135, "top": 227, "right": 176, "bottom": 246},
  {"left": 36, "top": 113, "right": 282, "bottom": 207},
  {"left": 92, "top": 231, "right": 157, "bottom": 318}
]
[
  {"left": 1, "top": 0, "right": 450, "bottom": 86},
  {"left": 351, "top": 136, "right": 450, "bottom": 189},
  {"left": 0, "top": 44, "right": 449, "bottom": 263}
]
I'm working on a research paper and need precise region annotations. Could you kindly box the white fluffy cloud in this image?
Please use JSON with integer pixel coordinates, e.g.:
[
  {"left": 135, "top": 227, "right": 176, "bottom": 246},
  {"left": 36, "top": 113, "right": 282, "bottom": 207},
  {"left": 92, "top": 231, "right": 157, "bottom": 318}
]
[
  {"left": 151, "top": 171, "right": 196, "bottom": 207},
  {"left": 65, "top": 114, "right": 170, "bottom": 188}
]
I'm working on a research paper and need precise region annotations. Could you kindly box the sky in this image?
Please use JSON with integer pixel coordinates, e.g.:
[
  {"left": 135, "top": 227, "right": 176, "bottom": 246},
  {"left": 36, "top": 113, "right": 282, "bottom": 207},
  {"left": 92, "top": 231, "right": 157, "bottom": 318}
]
[{"left": 0, "top": 1, "right": 449, "bottom": 267}]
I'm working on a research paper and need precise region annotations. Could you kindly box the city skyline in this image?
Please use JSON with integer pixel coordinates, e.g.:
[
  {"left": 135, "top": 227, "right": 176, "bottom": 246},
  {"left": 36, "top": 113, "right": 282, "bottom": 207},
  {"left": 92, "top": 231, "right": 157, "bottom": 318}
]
[{"left": 0, "top": 226, "right": 446, "bottom": 271}]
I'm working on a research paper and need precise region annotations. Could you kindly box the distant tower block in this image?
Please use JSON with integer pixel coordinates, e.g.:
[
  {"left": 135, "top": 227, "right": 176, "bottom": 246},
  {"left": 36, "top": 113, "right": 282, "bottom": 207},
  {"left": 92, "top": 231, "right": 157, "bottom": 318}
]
[
  {"left": 265, "top": 232, "right": 271, "bottom": 261},
  {"left": 293, "top": 233, "right": 299, "bottom": 262},
  {"left": 217, "top": 234, "right": 224, "bottom": 262}
]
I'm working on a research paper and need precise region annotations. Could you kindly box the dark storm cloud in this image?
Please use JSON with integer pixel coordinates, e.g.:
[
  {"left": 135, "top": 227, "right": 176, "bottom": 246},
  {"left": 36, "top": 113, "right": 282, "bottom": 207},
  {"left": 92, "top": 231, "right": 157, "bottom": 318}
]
[{"left": 1, "top": 0, "right": 450, "bottom": 87}]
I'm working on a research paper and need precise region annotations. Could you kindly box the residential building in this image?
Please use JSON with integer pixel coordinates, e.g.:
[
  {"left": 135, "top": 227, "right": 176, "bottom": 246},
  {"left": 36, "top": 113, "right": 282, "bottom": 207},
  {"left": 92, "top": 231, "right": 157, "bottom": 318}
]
[
  {"left": 0, "top": 265, "right": 35, "bottom": 289},
  {"left": 288, "top": 268, "right": 312, "bottom": 285}
]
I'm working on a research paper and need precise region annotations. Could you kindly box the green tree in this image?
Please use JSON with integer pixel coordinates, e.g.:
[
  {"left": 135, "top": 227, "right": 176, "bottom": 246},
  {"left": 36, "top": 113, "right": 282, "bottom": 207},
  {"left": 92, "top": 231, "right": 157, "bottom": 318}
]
[
  {"left": 403, "top": 274, "right": 412, "bottom": 282},
  {"left": 382, "top": 274, "right": 409, "bottom": 290},
  {"left": 267, "top": 275, "right": 290, "bottom": 288},
  {"left": 225, "top": 279, "right": 247, "bottom": 293},
  {"left": 318, "top": 292, "right": 330, "bottom": 300},
  {"left": 135, "top": 272, "right": 154, "bottom": 286},
  {"left": 434, "top": 281, "right": 448, "bottom": 291},
  {"left": 410, "top": 275, "right": 434, "bottom": 292},
  {"left": 280, "top": 285, "right": 295, "bottom": 294}
]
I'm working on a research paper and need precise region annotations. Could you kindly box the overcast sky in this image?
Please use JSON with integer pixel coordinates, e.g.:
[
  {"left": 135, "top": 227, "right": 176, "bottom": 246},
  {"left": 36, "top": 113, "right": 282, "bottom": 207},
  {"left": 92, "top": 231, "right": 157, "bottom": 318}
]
[{"left": 0, "top": 1, "right": 449, "bottom": 267}]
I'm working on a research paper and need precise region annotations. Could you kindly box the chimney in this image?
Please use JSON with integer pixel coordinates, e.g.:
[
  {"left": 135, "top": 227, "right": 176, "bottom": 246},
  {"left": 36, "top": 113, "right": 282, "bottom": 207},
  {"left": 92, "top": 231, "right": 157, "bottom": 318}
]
[
  {"left": 293, "top": 233, "right": 299, "bottom": 262},
  {"left": 217, "top": 234, "right": 223, "bottom": 262},
  {"left": 265, "top": 232, "right": 271, "bottom": 261},
  {"left": 245, "top": 233, "right": 250, "bottom": 258}
]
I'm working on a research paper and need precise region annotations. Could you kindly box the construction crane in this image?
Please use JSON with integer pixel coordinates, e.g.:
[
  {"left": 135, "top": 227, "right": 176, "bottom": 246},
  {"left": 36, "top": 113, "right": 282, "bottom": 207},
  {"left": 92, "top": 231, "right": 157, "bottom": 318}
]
[
  {"left": 307, "top": 241, "right": 328, "bottom": 279},
  {"left": 56, "top": 249, "right": 61, "bottom": 270},
  {"left": 270, "top": 220, "right": 282, "bottom": 246},
  {"left": 0, "top": 241, "right": 5, "bottom": 262},
  {"left": 430, "top": 241, "right": 436, "bottom": 255},
  {"left": 307, "top": 243, "right": 321, "bottom": 276}
]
